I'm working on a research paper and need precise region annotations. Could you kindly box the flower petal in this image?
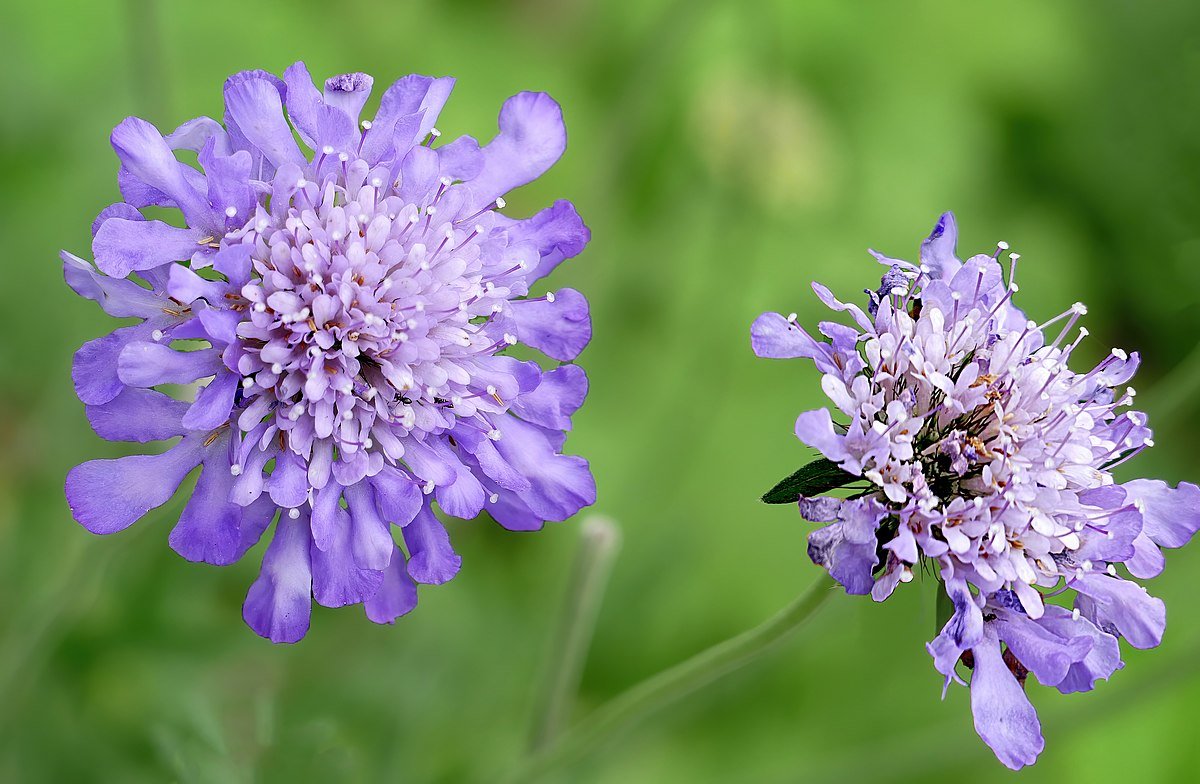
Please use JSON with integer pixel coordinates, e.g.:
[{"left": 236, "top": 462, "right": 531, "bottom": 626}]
[
  {"left": 110, "top": 116, "right": 212, "bottom": 228},
  {"left": 511, "top": 365, "right": 588, "bottom": 431},
  {"left": 242, "top": 510, "right": 313, "bottom": 643},
  {"left": 365, "top": 546, "right": 419, "bottom": 624},
  {"left": 66, "top": 436, "right": 204, "bottom": 535},
  {"left": 402, "top": 504, "right": 461, "bottom": 585},
  {"left": 505, "top": 288, "right": 591, "bottom": 361},
  {"left": 345, "top": 482, "right": 395, "bottom": 571},
  {"left": 969, "top": 628, "right": 1044, "bottom": 770},
  {"left": 469, "top": 92, "right": 566, "bottom": 205},
  {"left": 92, "top": 218, "right": 205, "bottom": 278},
  {"left": 86, "top": 387, "right": 189, "bottom": 442}
]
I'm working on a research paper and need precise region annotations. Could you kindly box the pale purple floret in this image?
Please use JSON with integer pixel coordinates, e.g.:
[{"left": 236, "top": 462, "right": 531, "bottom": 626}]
[
  {"left": 63, "top": 63, "right": 596, "bottom": 643},
  {"left": 755, "top": 213, "right": 1200, "bottom": 769}
]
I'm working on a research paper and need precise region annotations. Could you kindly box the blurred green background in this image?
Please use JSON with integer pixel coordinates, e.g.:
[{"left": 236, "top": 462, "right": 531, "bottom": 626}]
[{"left": 4, "top": 0, "right": 1200, "bottom": 781}]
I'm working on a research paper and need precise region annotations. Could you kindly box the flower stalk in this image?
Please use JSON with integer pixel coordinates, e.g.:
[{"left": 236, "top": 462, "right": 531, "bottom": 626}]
[
  {"left": 509, "top": 574, "right": 837, "bottom": 782},
  {"left": 528, "top": 515, "right": 622, "bottom": 751}
]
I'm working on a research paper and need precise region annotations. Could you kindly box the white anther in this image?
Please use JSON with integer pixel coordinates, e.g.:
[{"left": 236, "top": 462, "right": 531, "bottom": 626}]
[
  {"left": 296, "top": 178, "right": 307, "bottom": 189},
  {"left": 1145, "top": 438, "right": 1155, "bottom": 447},
  {"left": 342, "top": 410, "right": 354, "bottom": 420},
  {"left": 546, "top": 291, "right": 556, "bottom": 303},
  {"left": 1071, "top": 608, "right": 1081, "bottom": 621},
  {"left": 1009, "top": 253, "right": 1021, "bottom": 262},
  {"left": 787, "top": 312, "right": 798, "bottom": 323},
  {"left": 337, "top": 152, "right": 349, "bottom": 162},
  {"left": 440, "top": 176, "right": 452, "bottom": 187},
  {"left": 271, "top": 363, "right": 284, "bottom": 374},
  {"left": 254, "top": 302, "right": 267, "bottom": 313},
  {"left": 308, "top": 346, "right": 322, "bottom": 357},
  {"left": 230, "top": 464, "right": 242, "bottom": 476},
  {"left": 503, "top": 333, "right": 517, "bottom": 345},
  {"left": 361, "top": 120, "right": 372, "bottom": 130},
  {"left": 151, "top": 329, "right": 164, "bottom": 342},
  {"left": 423, "top": 481, "right": 435, "bottom": 495},
  {"left": 487, "top": 429, "right": 502, "bottom": 441},
  {"left": 225, "top": 206, "right": 238, "bottom": 218},
  {"left": 997, "top": 241, "right": 1010, "bottom": 251},
  {"left": 429, "top": 128, "right": 441, "bottom": 138},
  {"left": 1112, "top": 348, "right": 1128, "bottom": 360},
  {"left": 322, "top": 145, "right": 335, "bottom": 155},
  {"left": 363, "top": 438, "right": 374, "bottom": 449},
  {"left": 370, "top": 177, "right": 383, "bottom": 188},
  {"left": 331, "top": 231, "right": 344, "bottom": 241},
  {"left": 486, "top": 385, "right": 497, "bottom": 396},
  {"left": 1072, "top": 302, "right": 1088, "bottom": 315},
  {"left": 495, "top": 197, "right": 506, "bottom": 209},
  {"left": 242, "top": 377, "right": 254, "bottom": 389},
  {"left": 288, "top": 508, "right": 301, "bottom": 519},
  {"left": 488, "top": 493, "right": 499, "bottom": 504}
]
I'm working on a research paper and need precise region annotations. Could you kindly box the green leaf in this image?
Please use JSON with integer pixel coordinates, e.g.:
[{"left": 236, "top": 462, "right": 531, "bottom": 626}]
[{"left": 761, "top": 458, "right": 858, "bottom": 504}]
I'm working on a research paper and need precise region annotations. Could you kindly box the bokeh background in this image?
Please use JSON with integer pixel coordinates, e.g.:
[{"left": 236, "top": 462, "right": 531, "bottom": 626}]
[{"left": 3, "top": 1, "right": 1200, "bottom": 781}]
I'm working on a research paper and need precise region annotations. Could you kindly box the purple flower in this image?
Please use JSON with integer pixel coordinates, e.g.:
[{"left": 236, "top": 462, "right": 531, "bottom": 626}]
[
  {"left": 753, "top": 213, "right": 1200, "bottom": 768},
  {"left": 64, "top": 63, "right": 595, "bottom": 643}
]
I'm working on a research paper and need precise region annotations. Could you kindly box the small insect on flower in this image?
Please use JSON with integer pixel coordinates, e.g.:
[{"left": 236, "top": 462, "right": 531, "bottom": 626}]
[
  {"left": 753, "top": 213, "right": 1200, "bottom": 769},
  {"left": 63, "top": 63, "right": 596, "bottom": 642}
]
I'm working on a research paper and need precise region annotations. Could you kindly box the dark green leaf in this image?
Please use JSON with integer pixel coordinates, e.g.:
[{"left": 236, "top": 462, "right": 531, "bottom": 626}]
[{"left": 761, "top": 458, "right": 857, "bottom": 504}]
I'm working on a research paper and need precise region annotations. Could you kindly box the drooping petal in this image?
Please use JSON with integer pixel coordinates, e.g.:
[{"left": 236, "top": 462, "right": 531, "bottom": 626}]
[
  {"left": 402, "top": 505, "right": 461, "bottom": 585},
  {"left": 806, "top": 522, "right": 877, "bottom": 595},
  {"left": 344, "top": 482, "right": 395, "bottom": 571},
  {"left": 969, "top": 628, "right": 1044, "bottom": 770},
  {"left": 242, "top": 510, "right": 313, "bottom": 643},
  {"left": 310, "top": 513, "right": 385, "bottom": 608},
  {"left": 365, "top": 546, "right": 419, "bottom": 624}
]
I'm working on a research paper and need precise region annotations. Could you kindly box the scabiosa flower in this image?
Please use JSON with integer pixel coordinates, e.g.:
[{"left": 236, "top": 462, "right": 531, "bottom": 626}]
[
  {"left": 63, "top": 63, "right": 595, "bottom": 643},
  {"left": 752, "top": 213, "right": 1200, "bottom": 768}
]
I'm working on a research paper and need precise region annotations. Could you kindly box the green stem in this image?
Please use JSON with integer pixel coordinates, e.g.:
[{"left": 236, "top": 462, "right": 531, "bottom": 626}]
[
  {"left": 528, "top": 516, "right": 622, "bottom": 752},
  {"left": 506, "top": 573, "right": 838, "bottom": 782}
]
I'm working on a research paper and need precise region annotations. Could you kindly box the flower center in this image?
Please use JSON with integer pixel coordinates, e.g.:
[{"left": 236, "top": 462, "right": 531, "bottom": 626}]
[{"left": 226, "top": 160, "right": 516, "bottom": 469}]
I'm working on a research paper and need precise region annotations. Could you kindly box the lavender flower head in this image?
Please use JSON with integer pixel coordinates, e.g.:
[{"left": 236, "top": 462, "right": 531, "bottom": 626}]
[
  {"left": 752, "top": 213, "right": 1200, "bottom": 768},
  {"left": 64, "top": 63, "right": 595, "bottom": 642}
]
